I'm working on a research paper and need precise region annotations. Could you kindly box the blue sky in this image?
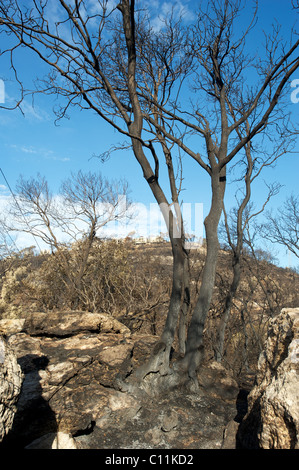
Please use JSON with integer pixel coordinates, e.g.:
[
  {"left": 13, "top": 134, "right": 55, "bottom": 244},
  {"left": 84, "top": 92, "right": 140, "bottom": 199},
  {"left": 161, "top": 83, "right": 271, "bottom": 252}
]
[{"left": 0, "top": 0, "right": 298, "bottom": 268}]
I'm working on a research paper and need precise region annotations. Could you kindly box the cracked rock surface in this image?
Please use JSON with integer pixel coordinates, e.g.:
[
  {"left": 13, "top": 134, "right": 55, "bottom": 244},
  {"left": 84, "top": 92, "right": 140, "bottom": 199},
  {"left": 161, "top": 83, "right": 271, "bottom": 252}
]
[
  {"left": 0, "top": 311, "right": 241, "bottom": 449},
  {"left": 237, "top": 308, "right": 299, "bottom": 449},
  {"left": 0, "top": 337, "right": 23, "bottom": 442}
]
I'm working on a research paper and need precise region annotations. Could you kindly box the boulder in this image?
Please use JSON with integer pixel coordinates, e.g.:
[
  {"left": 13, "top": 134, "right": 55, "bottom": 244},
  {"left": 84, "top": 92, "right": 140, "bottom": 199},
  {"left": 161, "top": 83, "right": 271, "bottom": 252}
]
[
  {"left": 25, "top": 432, "right": 77, "bottom": 449},
  {"left": 0, "top": 310, "right": 240, "bottom": 449},
  {"left": 221, "top": 419, "right": 239, "bottom": 449},
  {"left": 3, "top": 331, "right": 136, "bottom": 446},
  {"left": 237, "top": 307, "right": 299, "bottom": 449},
  {"left": 22, "top": 311, "right": 131, "bottom": 337},
  {"left": 0, "top": 319, "right": 25, "bottom": 336},
  {"left": 0, "top": 311, "right": 131, "bottom": 338},
  {"left": 0, "top": 336, "right": 23, "bottom": 442}
]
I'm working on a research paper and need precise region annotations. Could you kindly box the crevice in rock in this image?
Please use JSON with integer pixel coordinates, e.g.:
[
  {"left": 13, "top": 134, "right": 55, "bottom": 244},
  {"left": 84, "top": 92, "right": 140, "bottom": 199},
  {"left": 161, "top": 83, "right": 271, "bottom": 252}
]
[
  {"left": 285, "top": 413, "right": 297, "bottom": 449},
  {"left": 29, "top": 329, "right": 101, "bottom": 339},
  {"left": 47, "top": 357, "right": 95, "bottom": 402}
]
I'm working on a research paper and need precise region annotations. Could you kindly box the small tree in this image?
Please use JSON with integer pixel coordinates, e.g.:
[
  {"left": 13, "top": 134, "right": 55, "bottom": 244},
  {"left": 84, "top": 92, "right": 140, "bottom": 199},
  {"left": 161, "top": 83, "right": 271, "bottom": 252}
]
[
  {"left": 0, "top": 0, "right": 298, "bottom": 392},
  {"left": 24, "top": 239, "right": 132, "bottom": 313},
  {"left": 214, "top": 118, "right": 287, "bottom": 362},
  {"left": 260, "top": 195, "right": 299, "bottom": 261},
  {"left": 3, "top": 171, "right": 130, "bottom": 309},
  {"left": 0, "top": 222, "right": 17, "bottom": 279}
]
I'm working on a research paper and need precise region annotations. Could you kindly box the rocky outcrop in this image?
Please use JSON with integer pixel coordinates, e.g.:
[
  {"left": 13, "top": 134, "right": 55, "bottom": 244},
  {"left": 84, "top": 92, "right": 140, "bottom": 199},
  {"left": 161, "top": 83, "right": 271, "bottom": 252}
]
[
  {"left": 237, "top": 307, "right": 299, "bottom": 449},
  {"left": 3, "top": 307, "right": 297, "bottom": 449},
  {"left": 0, "top": 337, "right": 23, "bottom": 442},
  {"left": 0, "top": 311, "right": 239, "bottom": 449},
  {"left": 0, "top": 311, "right": 131, "bottom": 338}
]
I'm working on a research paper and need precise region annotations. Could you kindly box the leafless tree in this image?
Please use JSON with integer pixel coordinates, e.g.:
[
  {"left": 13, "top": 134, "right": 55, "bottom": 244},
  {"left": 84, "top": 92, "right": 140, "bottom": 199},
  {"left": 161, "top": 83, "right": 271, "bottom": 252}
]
[
  {"left": 214, "top": 131, "right": 285, "bottom": 362},
  {"left": 0, "top": 0, "right": 298, "bottom": 392},
  {"left": 0, "top": 221, "right": 18, "bottom": 280},
  {"left": 260, "top": 195, "right": 299, "bottom": 261},
  {"left": 2, "top": 171, "right": 130, "bottom": 308}
]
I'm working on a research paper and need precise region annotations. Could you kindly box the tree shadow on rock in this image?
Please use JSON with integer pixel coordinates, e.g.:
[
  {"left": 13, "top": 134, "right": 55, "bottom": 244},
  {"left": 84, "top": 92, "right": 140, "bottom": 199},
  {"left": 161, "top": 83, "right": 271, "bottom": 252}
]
[{"left": 0, "top": 354, "right": 57, "bottom": 449}]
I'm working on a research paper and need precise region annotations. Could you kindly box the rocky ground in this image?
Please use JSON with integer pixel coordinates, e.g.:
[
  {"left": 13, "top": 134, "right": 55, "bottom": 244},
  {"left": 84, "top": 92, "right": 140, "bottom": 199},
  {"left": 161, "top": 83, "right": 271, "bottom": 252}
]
[
  {"left": 0, "top": 311, "right": 243, "bottom": 449},
  {"left": 1, "top": 308, "right": 298, "bottom": 450}
]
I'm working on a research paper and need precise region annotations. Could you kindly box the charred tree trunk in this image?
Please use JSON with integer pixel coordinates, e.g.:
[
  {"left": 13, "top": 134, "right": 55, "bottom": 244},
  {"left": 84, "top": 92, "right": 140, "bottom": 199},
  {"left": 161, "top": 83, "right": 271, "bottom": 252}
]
[
  {"left": 180, "top": 168, "right": 226, "bottom": 383},
  {"left": 133, "top": 234, "right": 190, "bottom": 383},
  {"left": 116, "top": 1, "right": 191, "bottom": 389}
]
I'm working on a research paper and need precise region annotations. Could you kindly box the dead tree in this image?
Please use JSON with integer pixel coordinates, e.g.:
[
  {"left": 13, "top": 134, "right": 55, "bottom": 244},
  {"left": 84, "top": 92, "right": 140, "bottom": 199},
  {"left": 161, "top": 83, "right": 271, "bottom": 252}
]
[
  {"left": 0, "top": 0, "right": 298, "bottom": 392},
  {"left": 260, "top": 195, "right": 299, "bottom": 261},
  {"left": 215, "top": 130, "right": 286, "bottom": 363},
  {"left": 3, "top": 171, "right": 130, "bottom": 309}
]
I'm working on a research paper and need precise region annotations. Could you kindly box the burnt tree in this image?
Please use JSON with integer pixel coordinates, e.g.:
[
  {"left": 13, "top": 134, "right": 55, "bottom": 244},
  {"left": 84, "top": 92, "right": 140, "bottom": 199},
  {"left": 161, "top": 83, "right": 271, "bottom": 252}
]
[{"left": 0, "top": 0, "right": 298, "bottom": 392}]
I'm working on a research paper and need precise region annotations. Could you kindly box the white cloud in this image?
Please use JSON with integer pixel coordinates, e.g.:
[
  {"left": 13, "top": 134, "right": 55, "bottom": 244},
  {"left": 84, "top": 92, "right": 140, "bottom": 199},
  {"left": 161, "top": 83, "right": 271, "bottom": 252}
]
[
  {"left": 0, "top": 194, "right": 11, "bottom": 210},
  {"left": 97, "top": 202, "right": 168, "bottom": 239},
  {"left": 44, "top": 155, "right": 71, "bottom": 162},
  {"left": 20, "top": 145, "right": 38, "bottom": 154},
  {"left": 1, "top": 93, "right": 51, "bottom": 122},
  {"left": 88, "top": 0, "right": 119, "bottom": 15},
  {"left": 0, "top": 193, "right": 204, "bottom": 252},
  {"left": 9, "top": 144, "right": 70, "bottom": 163},
  {"left": 149, "top": 0, "right": 195, "bottom": 32},
  {"left": 20, "top": 100, "right": 51, "bottom": 122},
  {"left": 0, "top": 194, "right": 166, "bottom": 251}
]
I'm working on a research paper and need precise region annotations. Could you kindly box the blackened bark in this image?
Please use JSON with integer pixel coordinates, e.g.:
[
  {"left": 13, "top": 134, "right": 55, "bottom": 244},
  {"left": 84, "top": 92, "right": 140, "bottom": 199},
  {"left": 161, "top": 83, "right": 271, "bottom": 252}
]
[
  {"left": 118, "top": 1, "right": 189, "bottom": 382},
  {"left": 182, "top": 169, "right": 226, "bottom": 381}
]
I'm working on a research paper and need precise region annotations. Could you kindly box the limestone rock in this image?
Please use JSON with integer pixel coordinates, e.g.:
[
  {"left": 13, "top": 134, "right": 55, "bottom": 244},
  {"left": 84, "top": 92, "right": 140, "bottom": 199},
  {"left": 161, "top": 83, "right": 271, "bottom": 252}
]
[
  {"left": 161, "top": 410, "right": 179, "bottom": 432},
  {"left": 23, "top": 311, "right": 131, "bottom": 337},
  {"left": 1, "top": 311, "right": 239, "bottom": 449},
  {"left": 3, "top": 331, "right": 135, "bottom": 446},
  {"left": 237, "top": 307, "right": 299, "bottom": 449},
  {"left": 0, "top": 336, "right": 23, "bottom": 442},
  {"left": 0, "top": 312, "right": 131, "bottom": 339},
  {"left": 221, "top": 420, "right": 239, "bottom": 449},
  {"left": 25, "top": 432, "right": 77, "bottom": 449},
  {"left": 0, "top": 319, "right": 25, "bottom": 336}
]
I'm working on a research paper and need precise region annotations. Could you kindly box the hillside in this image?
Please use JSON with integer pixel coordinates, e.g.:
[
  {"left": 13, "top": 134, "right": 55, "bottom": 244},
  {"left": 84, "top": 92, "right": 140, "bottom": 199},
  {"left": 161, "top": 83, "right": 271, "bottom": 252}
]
[
  {"left": 1, "top": 239, "right": 298, "bottom": 385},
  {"left": 0, "top": 239, "right": 298, "bottom": 449}
]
